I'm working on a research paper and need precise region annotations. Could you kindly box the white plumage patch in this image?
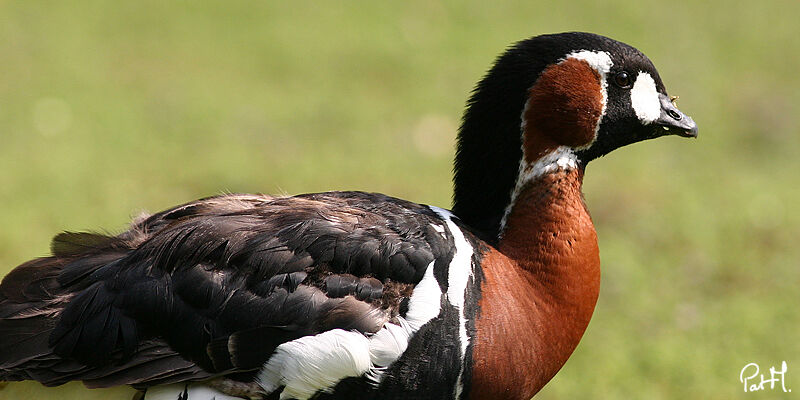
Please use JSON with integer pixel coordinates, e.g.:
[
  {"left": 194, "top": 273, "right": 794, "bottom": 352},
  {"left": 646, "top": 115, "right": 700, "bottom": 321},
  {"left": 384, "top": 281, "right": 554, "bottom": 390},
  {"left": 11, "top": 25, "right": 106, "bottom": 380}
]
[
  {"left": 364, "top": 259, "right": 444, "bottom": 382},
  {"left": 500, "top": 146, "right": 578, "bottom": 233},
  {"left": 566, "top": 50, "right": 613, "bottom": 75},
  {"left": 144, "top": 383, "right": 245, "bottom": 400},
  {"left": 255, "top": 215, "right": 476, "bottom": 398},
  {"left": 257, "top": 329, "right": 372, "bottom": 400},
  {"left": 526, "top": 146, "right": 579, "bottom": 178},
  {"left": 630, "top": 71, "right": 660, "bottom": 123},
  {"left": 429, "top": 207, "right": 472, "bottom": 357},
  {"left": 367, "top": 317, "right": 413, "bottom": 369},
  {"left": 403, "top": 258, "right": 443, "bottom": 331},
  {"left": 257, "top": 252, "right": 447, "bottom": 397},
  {"left": 429, "top": 206, "right": 475, "bottom": 399}
]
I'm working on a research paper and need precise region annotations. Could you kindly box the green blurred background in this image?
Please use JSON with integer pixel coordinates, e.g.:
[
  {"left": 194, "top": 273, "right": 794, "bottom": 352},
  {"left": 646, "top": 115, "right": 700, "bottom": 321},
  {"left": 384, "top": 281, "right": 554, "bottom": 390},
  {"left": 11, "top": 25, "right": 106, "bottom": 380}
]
[{"left": 1, "top": 1, "right": 798, "bottom": 399}]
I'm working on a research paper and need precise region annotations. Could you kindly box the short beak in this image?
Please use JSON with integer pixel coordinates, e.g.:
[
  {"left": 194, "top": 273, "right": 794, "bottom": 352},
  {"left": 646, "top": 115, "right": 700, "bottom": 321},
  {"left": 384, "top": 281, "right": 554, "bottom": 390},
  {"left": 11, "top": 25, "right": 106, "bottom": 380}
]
[{"left": 654, "top": 93, "right": 698, "bottom": 138}]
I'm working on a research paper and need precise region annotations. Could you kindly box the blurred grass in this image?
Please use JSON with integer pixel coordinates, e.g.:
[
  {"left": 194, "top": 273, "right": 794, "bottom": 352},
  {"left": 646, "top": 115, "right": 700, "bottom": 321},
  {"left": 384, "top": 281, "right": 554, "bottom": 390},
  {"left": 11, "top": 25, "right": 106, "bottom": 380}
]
[{"left": 1, "top": 1, "right": 798, "bottom": 399}]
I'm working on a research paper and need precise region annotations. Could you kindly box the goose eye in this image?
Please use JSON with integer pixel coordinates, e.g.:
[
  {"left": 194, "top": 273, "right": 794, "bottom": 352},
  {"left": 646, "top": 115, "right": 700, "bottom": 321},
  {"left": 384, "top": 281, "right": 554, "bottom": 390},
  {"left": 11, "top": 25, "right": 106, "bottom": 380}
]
[{"left": 614, "top": 71, "right": 632, "bottom": 89}]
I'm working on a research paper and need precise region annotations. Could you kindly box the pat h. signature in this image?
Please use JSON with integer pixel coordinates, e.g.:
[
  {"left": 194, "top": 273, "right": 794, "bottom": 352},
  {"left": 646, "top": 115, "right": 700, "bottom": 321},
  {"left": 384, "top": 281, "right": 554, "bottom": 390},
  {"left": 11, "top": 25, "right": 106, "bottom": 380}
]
[{"left": 740, "top": 361, "right": 791, "bottom": 393}]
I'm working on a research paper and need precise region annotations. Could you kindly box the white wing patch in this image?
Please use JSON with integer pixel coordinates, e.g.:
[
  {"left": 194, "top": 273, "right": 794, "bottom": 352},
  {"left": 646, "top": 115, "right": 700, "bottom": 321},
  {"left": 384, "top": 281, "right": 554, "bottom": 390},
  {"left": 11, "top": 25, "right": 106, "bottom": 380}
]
[
  {"left": 631, "top": 71, "right": 660, "bottom": 123},
  {"left": 404, "top": 258, "right": 443, "bottom": 331},
  {"left": 257, "top": 253, "right": 447, "bottom": 398},
  {"left": 258, "top": 329, "right": 372, "bottom": 400},
  {"left": 256, "top": 213, "right": 476, "bottom": 399}
]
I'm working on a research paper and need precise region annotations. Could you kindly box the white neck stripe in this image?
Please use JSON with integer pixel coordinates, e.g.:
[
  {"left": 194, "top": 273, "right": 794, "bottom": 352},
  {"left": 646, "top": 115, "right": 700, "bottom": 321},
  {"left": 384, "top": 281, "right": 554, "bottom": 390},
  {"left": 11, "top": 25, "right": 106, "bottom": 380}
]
[
  {"left": 499, "top": 146, "right": 578, "bottom": 235},
  {"left": 500, "top": 50, "right": 612, "bottom": 237}
]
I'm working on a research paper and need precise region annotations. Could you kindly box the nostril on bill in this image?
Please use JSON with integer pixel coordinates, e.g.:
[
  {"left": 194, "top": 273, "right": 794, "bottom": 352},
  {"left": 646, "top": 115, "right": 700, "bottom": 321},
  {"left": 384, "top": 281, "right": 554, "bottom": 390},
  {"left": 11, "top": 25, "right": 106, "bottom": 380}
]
[{"left": 667, "top": 109, "right": 682, "bottom": 121}]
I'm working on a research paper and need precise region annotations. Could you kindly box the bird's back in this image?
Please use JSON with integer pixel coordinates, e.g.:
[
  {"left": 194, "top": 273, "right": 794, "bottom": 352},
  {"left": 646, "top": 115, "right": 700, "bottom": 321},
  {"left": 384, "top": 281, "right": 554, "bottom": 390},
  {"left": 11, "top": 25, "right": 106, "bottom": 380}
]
[{"left": 0, "top": 191, "right": 484, "bottom": 399}]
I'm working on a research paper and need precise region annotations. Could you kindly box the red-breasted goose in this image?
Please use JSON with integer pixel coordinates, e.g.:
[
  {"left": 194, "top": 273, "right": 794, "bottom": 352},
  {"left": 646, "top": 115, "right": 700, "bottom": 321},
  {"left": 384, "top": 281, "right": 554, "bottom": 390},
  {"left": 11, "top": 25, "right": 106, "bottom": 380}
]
[{"left": 0, "top": 32, "right": 697, "bottom": 400}]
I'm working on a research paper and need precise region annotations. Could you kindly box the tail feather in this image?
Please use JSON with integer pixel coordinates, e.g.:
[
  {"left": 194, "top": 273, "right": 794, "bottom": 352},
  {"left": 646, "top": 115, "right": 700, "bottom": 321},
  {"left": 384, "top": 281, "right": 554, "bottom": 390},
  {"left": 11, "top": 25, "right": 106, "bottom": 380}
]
[
  {"left": 1, "top": 233, "right": 212, "bottom": 388},
  {"left": 50, "top": 232, "right": 119, "bottom": 257},
  {"left": 0, "top": 257, "right": 64, "bottom": 306},
  {"left": 0, "top": 257, "right": 66, "bottom": 376},
  {"left": 0, "top": 319, "right": 54, "bottom": 368}
]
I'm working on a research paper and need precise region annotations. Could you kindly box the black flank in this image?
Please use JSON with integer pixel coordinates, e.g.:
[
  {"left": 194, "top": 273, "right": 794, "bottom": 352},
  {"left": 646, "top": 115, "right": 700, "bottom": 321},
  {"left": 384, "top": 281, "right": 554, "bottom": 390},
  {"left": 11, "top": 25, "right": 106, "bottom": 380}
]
[{"left": 0, "top": 191, "right": 459, "bottom": 389}]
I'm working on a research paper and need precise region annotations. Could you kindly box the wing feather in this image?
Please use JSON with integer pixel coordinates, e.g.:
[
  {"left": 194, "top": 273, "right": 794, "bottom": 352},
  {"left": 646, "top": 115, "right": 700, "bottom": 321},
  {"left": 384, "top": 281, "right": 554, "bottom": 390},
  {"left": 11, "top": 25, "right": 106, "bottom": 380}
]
[{"left": 1, "top": 191, "right": 454, "bottom": 387}]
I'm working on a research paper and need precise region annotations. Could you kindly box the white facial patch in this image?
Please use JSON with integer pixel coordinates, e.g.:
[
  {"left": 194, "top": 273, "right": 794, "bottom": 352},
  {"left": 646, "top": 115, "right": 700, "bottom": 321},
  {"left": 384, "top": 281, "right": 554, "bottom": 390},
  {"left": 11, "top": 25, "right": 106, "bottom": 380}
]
[
  {"left": 566, "top": 50, "right": 613, "bottom": 75},
  {"left": 630, "top": 71, "right": 660, "bottom": 124}
]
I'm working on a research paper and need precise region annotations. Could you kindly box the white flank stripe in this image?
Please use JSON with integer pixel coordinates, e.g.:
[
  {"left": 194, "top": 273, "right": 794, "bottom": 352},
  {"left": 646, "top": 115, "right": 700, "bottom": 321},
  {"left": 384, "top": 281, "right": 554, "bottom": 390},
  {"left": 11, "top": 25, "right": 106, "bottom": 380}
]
[
  {"left": 430, "top": 206, "right": 475, "bottom": 400},
  {"left": 404, "top": 259, "right": 443, "bottom": 331},
  {"left": 258, "top": 250, "right": 448, "bottom": 395},
  {"left": 630, "top": 71, "right": 660, "bottom": 123},
  {"left": 368, "top": 317, "right": 412, "bottom": 368},
  {"left": 366, "top": 257, "right": 444, "bottom": 384},
  {"left": 256, "top": 214, "right": 474, "bottom": 398},
  {"left": 144, "top": 383, "right": 244, "bottom": 400},
  {"left": 257, "top": 329, "right": 372, "bottom": 400}
]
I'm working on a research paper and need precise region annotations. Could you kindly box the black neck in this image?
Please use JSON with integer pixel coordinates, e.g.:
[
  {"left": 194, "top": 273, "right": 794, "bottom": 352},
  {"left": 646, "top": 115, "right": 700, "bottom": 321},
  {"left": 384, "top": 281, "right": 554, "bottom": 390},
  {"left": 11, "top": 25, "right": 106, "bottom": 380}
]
[
  {"left": 451, "top": 43, "right": 544, "bottom": 242},
  {"left": 451, "top": 33, "right": 618, "bottom": 242}
]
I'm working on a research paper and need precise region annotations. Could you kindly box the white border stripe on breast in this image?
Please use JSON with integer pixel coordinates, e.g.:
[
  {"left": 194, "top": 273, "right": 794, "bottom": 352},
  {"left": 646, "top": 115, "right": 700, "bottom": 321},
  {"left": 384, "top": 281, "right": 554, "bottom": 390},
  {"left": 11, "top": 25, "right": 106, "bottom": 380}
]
[{"left": 429, "top": 205, "right": 475, "bottom": 399}]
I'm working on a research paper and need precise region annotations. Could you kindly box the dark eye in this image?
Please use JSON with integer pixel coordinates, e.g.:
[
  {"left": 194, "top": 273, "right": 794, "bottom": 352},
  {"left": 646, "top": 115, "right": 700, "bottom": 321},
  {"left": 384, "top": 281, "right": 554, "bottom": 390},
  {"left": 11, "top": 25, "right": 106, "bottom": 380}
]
[{"left": 613, "top": 71, "right": 633, "bottom": 88}]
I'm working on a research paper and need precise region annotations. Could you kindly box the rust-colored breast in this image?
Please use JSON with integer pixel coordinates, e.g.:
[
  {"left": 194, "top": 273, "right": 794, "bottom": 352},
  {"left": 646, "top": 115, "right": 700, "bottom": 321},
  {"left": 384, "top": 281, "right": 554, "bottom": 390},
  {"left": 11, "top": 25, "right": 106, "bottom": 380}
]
[{"left": 469, "top": 169, "right": 601, "bottom": 400}]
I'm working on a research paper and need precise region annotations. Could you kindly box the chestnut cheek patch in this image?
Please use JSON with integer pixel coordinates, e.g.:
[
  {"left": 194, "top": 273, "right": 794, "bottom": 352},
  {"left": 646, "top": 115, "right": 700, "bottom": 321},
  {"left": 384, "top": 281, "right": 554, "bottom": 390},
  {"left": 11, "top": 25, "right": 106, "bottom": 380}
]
[{"left": 522, "top": 58, "right": 604, "bottom": 162}]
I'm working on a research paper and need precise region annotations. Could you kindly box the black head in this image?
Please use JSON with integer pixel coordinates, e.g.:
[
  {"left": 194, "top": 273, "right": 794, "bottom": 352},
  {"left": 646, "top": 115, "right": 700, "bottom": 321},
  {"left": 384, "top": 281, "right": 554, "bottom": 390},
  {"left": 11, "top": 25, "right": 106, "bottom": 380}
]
[
  {"left": 452, "top": 32, "right": 697, "bottom": 241},
  {"left": 568, "top": 35, "right": 698, "bottom": 162}
]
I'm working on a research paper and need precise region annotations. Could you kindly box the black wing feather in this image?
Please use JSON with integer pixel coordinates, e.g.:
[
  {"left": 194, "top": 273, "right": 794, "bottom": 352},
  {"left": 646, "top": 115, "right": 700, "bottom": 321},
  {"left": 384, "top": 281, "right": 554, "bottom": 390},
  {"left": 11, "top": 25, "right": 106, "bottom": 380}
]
[{"left": 1, "top": 191, "right": 454, "bottom": 387}]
